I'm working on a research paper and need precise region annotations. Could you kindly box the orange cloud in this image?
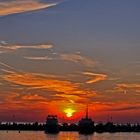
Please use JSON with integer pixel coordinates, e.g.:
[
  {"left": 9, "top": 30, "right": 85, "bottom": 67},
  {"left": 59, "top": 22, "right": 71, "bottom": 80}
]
[
  {"left": 0, "top": 68, "right": 99, "bottom": 121},
  {"left": 0, "top": 92, "right": 50, "bottom": 122},
  {"left": 0, "top": 0, "right": 57, "bottom": 16},
  {"left": 84, "top": 102, "right": 140, "bottom": 115},
  {"left": 2, "top": 71, "right": 97, "bottom": 103},
  {"left": 21, "top": 94, "right": 47, "bottom": 101},
  {"left": 82, "top": 71, "right": 107, "bottom": 84}
]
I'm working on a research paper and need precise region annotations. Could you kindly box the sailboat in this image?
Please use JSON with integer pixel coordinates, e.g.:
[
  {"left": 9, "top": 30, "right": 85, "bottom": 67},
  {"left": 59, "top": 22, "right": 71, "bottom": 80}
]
[{"left": 78, "top": 105, "right": 94, "bottom": 134}]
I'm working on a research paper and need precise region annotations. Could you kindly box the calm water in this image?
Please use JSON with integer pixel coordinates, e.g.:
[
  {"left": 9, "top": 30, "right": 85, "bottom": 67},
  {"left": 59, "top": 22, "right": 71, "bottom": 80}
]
[{"left": 0, "top": 131, "right": 140, "bottom": 140}]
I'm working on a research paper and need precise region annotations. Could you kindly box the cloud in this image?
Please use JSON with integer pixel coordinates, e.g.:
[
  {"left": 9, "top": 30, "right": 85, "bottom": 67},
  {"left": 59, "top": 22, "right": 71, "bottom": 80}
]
[
  {"left": 111, "top": 105, "right": 140, "bottom": 111},
  {"left": 0, "top": 41, "right": 7, "bottom": 45},
  {"left": 0, "top": 42, "right": 96, "bottom": 69},
  {"left": 59, "top": 53, "right": 97, "bottom": 67},
  {"left": 0, "top": 61, "right": 18, "bottom": 72},
  {"left": 102, "top": 102, "right": 140, "bottom": 112},
  {"left": 24, "top": 53, "right": 97, "bottom": 68},
  {"left": 24, "top": 56, "right": 53, "bottom": 61},
  {"left": 0, "top": 91, "right": 51, "bottom": 121},
  {"left": 129, "top": 61, "right": 140, "bottom": 65},
  {"left": 82, "top": 71, "right": 107, "bottom": 84},
  {"left": 2, "top": 69, "right": 97, "bottom": 103},
  {"left": 0, "top": 42, "right": 53, "bottom": 53},
  {"left": 21, "top": 94, "right": 47, "bottom": 102},
  {"left": 116, "top": 83, "right": 140, "bottom": 93},
  {"left": 89, "top": 102, "right": 140, "bottom": 113},
  {"left": 0, "top": 0, "right": 57, "bottom": 16}
]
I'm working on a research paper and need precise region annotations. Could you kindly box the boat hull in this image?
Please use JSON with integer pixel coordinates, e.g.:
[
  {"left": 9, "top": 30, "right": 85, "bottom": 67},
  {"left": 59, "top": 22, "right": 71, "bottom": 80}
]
[
  {"left": 79, "top": 125, "right": 94, "bottom": 134},
  {"left": 79, "top": 119, "right": 94, "bottom": 134},
  {"left": 45, "top": 124, "right": 59, "bottom": 134}
]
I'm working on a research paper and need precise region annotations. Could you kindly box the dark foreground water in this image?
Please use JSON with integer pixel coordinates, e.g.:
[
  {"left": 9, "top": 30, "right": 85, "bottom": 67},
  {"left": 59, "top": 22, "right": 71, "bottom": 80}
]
[{"left": 0, "top": 131, "right": 140, "bottom": 140}]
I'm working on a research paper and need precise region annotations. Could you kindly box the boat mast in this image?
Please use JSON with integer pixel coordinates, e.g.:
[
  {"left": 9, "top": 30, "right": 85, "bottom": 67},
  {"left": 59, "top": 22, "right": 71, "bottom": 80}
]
[{"left": 86, "top": 104, "right": 88, "bottom": 119}]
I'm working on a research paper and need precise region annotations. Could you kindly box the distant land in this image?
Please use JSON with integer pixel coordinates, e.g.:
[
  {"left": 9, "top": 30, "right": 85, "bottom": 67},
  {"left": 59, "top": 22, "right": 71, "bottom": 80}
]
[{"left": 0, "top": 122, "right": 140, "bottom": 133}]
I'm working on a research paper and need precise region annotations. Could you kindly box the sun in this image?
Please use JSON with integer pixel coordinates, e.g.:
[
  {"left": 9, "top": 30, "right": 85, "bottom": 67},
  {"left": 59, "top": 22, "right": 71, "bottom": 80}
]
[{"left": 64, "top": 108, "right": 76, "bottom": 118}]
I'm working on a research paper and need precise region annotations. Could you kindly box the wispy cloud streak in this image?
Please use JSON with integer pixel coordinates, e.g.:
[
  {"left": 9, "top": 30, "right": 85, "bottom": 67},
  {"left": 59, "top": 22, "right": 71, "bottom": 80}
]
[
  {"left": 24, "top": 53, "right": 97, "bottom": 68},
  {"left": 0, "top": 42, "right": 53, "bottom": 53},
  {"left": 0, "top": 0, "right": 57, "bottom": 16},
  {"left": 116, "top": 83, "right": 140, "bottom": 93},
  {"left": 59, "top": 53, "right": 97, "bottom": 67},
  {"left": 24, "top": 56, "right": 53, "bottom": 61},
  {"left": 82, "top": 72, "right": 107, "bottom": 84}
]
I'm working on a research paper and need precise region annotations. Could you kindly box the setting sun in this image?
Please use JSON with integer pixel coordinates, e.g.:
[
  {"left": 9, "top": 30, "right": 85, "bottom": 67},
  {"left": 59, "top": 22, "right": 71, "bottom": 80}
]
[{"left": 64, "top": 108, "right": 76, "bottom": 118}]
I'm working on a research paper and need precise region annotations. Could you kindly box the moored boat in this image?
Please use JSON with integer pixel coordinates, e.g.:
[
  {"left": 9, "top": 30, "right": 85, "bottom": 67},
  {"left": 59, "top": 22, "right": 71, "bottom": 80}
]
[
  {"left": 78, "top": 105, "right": 94, "bottom": 134},
  {"left": 45, "top": 115, "right": 59, "bottom": 134}
]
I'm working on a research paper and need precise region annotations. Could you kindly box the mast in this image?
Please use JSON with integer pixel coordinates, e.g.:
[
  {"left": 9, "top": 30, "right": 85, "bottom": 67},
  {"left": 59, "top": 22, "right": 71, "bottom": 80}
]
[{"left": 86, "top": 104, "right": 88, "bottom": 119}]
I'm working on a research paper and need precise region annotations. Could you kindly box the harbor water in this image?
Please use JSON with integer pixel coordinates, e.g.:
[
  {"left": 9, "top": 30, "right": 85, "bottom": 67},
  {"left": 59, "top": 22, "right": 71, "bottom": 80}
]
[{"left": 0, "top": 131, "right": 139, "bottom": 140}]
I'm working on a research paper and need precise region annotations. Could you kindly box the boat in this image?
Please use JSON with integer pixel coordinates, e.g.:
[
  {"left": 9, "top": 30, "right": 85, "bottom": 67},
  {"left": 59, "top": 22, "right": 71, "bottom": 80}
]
[
  {"left": 45, "top": 115, "right": 59, "bottom": 134},
  {"left": 78, "top": 105, "right": 94, "bottom": 134}
]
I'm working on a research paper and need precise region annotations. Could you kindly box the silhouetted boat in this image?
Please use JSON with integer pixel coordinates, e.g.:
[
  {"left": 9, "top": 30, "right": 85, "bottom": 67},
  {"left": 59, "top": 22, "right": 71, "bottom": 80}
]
[
  {"left": 45, "top": 115, "right": 59, "bottom": 134},
  {"left": 79, "top": 105, "right": 94, "bottom": 134}
]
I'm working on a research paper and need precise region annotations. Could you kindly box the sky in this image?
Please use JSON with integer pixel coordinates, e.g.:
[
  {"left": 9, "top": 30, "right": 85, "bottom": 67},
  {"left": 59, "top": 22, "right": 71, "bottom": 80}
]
[{"left": 0, "top": 0, "right": 140, "bottom": 123}]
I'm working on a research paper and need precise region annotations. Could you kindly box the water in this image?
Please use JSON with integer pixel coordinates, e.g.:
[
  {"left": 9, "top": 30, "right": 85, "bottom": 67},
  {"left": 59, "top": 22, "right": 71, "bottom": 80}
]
[{"left": 0, "top": 131, "right": 140, "bottom": 140}]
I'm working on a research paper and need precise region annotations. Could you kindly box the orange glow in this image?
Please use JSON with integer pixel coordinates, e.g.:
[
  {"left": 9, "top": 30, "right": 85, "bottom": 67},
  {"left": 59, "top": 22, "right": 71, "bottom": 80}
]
[{"left": 0, "top": 64, "right": 140, "bottom": 123}]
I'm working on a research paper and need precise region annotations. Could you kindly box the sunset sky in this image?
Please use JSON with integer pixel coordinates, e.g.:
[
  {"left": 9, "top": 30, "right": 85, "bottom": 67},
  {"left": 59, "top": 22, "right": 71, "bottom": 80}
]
[{"left": 0, "top": 0, "right": 140, "bottom": 123}]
